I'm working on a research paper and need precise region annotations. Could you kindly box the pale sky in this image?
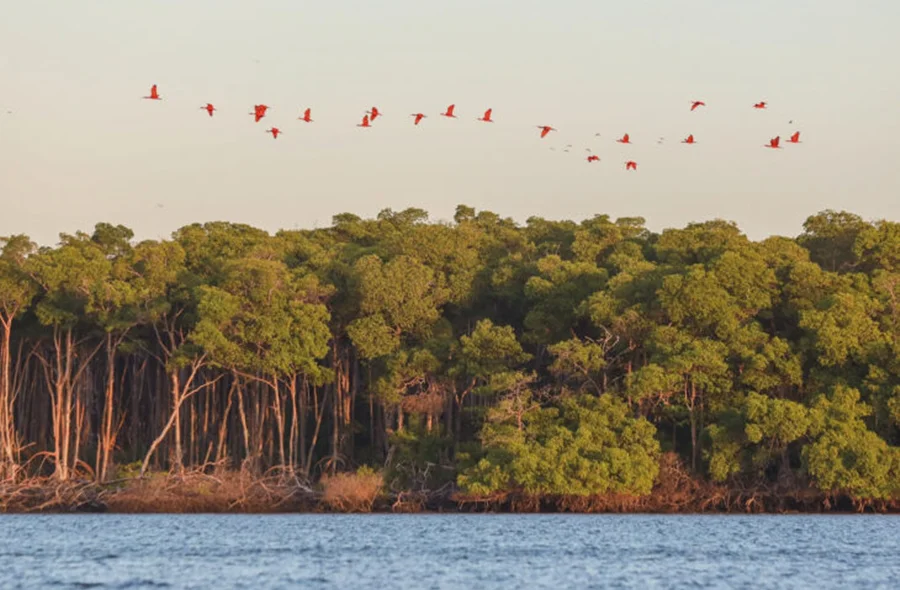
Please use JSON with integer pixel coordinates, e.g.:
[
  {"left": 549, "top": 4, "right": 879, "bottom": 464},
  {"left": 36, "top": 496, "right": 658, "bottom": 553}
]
[{"left": 2, "top": 1, "right": 899, "bottom": 246}]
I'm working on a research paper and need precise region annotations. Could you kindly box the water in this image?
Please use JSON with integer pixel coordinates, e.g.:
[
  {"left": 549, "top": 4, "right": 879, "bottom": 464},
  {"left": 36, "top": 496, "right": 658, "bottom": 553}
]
[{"left": 0, "top": 514, "right": 897, "bottom": 589}]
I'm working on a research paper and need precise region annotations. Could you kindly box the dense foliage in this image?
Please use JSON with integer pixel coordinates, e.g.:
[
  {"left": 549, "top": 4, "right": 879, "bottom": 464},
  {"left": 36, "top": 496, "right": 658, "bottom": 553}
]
[{"left": 0, "top": 207, "right": 898, "bottom": 503}]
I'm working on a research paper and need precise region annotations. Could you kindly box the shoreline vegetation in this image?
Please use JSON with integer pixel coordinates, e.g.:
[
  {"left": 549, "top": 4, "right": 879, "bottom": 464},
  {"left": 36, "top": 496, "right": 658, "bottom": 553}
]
[
  {"left": 2, "top": 455, "right": 898, "bottom": 514},
  {"left": 1, "top": 206, "right": 899, "bottom": 514}
]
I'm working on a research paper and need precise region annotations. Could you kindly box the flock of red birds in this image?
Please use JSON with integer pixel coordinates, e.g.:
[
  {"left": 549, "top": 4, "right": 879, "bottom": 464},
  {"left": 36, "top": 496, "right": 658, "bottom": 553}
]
[{"left": 142, "top": 85, "right": 803, "bottom": 171}]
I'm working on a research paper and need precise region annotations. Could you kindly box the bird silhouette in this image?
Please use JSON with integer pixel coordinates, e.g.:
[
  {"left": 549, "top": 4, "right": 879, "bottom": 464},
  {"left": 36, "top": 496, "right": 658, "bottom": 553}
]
[
  {"left": 690, "top": 101, "right": 705, "bottom": 111},
  {"left": 477, "top": 108, "right": 493, "bottom": 122},
  {"left": 411, "top": 113, "right": 426, "bottom": 125},
  {"left": 201, "top": 103, "right": 216, "bottom": 117},
  {"left": 682, "top": 134, "right": 695, "bottom": 144},
  {"left": 251, "top": 105, "right": 270, "bottom": 123},
  {"left": 765, "top": 136, "right": 781, "bottom": 149},
  {"left": 787, "top": 131, "right": 801, "bottom": 144},
  {"left": 266, "top": 127, "right": 281, "bottom": 139},
  {"left": 587, "top": 155, "right": 600, "bottom": 163},
  {"left": 617, "top": 133, "right": 631, "bottom": 144},
  {"left": 143, "top": 85, "right": 161, "bottom": 100},
  {"left": 367, "top": 107, "right": 381, "bottom": 120},
  {"left": 441, "top": 104, "right": 457, "bottom": 118},
  {"left": 298, "top": 108, "right": 313, "bottom": 123},
  {"left": 625, "top": 161, "right": 638, "bottom": 170},
  {"left": 754, "top": 101, "right": 768, "bottom": 109},
  {"left": 357, "top": 114, "right": 371, "bottom": 128},
  {"left": 537, "top": 126, "right": 556, "bottom": 138}
]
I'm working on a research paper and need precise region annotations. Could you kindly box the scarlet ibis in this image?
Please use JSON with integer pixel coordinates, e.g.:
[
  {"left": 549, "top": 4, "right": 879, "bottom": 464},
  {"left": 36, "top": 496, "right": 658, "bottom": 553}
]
[
  {"left": 266, "top": 128, "right": 281, "bottom": 139},
  {"left": 477, "top": 108, "right": 493, "bottom": 122},
  {"left": 682, "top": 134, "right": 695, "bottom": 144},
  {"left": 441, "top": 104, "right": 457, "bottom": 118},
  {"left": 298, "top": 108, "right": 313, "bottom": 123},
  {"left": 251, "top": 105, "right": 269, "bottom": 123},
  {"left": 765, "top": 136, "right": 781, "bottom": 149},
  {"left": 617, "top": 134, "right": 631, "bottom": 144},
  {"left": 143, "top": 85, "right": 161, "bottom": 100},
  {"left": 788, "top": 131, "right": 801, "bottom": 144},
  {"left": 536, "top": 125, "right": 556, "bottom": 138},
  {"left": 625, "top": 161, "right": 638, "bottom": 170},
  {"left": 754, "top": 101, "right": 768, "bottom": 109},
  {"left": 201, "top": 103, "right": 215, "bottom": 117},
  {"left": 367, "top": 107, "right": 381, "bottom": 120},
  {"left": 690, "top": 100, "right": 705, "bottom": 111},
  {"left": 587, "top": 155, "right": 600, "bottom": 163},
  {"left": 357, "top": 114, "right": 371, "bottom": 128},
  {"left": 410, "top": 113, "right": 426, "bottom": 125}
]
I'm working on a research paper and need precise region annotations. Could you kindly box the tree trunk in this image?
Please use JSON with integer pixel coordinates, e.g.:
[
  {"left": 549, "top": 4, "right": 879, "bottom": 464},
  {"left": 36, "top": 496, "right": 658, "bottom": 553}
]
[
  {"left": 97, "top": 333, "right": 117, "bottom": 482},
  {"left": 687, "top": 379, "right": 698, "bottom": 473},
  {"left": 271, "top": 376, "right": 286, "bottom": 472},
  {"left": 288, "top": 375, "right": 299, "bottom": 477},
  {"left": 215, "top": 379, "right": 235, "bottom": 468},
  {"left": 0, "top": 319, "right": 17, "bottom": 480},
  {"left": 140, "top": 358, "right": 214, "bottom": 477},
  {"left": 305, "top": 384, "right": 327, "bottom": 477}
]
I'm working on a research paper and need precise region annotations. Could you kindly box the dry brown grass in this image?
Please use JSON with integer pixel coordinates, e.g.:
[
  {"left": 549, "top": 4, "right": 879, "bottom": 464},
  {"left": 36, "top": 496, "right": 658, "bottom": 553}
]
[
  {"left": 105, "top": 469, "right": 316, "bottom": 513},
  {"left": 319, "top": 467, "right": 384, "bottom": 513}
]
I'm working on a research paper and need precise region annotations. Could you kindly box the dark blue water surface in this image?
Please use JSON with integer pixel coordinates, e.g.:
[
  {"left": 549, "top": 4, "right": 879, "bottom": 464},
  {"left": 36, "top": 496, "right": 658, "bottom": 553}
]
[{"left": 0, "top": 514, "right": 897, "bottom": 589}]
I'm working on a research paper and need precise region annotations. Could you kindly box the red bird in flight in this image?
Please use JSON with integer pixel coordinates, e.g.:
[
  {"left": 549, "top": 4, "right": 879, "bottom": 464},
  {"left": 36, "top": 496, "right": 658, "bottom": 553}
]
[
  {"left": 358, "top": 114, "right": 371, "bottom": 128},
  {"left": 367, "top": 107, "right": 381, "bottom": 121},
  {"left": 690, "top": 101, "right": 705, "bottom": 111},
  {"left": 625, "top": 161, "right": 638, "bottom": 170},
  {"left": 298, "top": 108, "right": 313, "bottom": 123},
  {"left": 143, "top": 85, "right": 161, "bottom": 100},
  {"left": 477, "top": 108, "right": 493, "bottom": 122},
  {"left": 617, "top": 134, "right": 631, "bottom": 144},
  {"left": 682, "top": 134, "right": 695, "bottom": 144},
  {"left": 765, "top": 136, "right": 781, "bottom": 149},
  {"left": 441, "top": 104, "right": 457, "bottom": 118},
  {"left": 587, "top": 155, "right": 600, "bottom": 163},
  {"left": 410, "top": 113, "right": 426, "bottom": 125},
  {"left": 266, "top": 127, "right": 281, "bottom": 139},
  {"left": 788, "top": 131, "right": 801, "bottom": 144},
  {"left": 201, "top": 103, "right": 216, "bottom": 117},
  {"left": 754, "top": 101, "right": 768, "bottom": 109},
  {"left": 251, "top": 105, "right": 270, "bottom": 123},
  {"left": 536, "top": 125, "right": 556, "bottom": 138}
]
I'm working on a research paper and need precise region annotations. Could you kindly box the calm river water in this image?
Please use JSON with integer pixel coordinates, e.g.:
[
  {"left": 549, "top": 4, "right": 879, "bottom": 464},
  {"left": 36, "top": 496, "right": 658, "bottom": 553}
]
[{"left": 0, "top": 514, "right": 897, "bottom": 589}]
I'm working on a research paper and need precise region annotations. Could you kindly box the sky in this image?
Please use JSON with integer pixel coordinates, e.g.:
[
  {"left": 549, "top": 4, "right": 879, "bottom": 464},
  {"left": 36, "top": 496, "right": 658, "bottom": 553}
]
[{"left": 1, "top": 0, "right": 899, "bottom": 246}]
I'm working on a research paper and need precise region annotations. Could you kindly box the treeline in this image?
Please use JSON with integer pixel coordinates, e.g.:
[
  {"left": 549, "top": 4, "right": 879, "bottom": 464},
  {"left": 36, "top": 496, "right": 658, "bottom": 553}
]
[{"left": 0, "top": 206, "right": 898, "bottom": 505}]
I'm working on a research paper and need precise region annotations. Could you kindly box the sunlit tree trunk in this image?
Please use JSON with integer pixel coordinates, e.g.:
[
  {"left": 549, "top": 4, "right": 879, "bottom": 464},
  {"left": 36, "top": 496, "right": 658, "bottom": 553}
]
[
  {"left": 140, "top": 356, "right": 218, "bottom": 477},
  {"left": 0, "top": 318, "right": 17, "bottom": 480}
]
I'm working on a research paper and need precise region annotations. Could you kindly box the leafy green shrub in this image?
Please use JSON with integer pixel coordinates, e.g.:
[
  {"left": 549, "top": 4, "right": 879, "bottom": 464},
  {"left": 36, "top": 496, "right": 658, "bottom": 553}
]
[{"left": 459, "top": 393, "right": 660, "bottom": 497}]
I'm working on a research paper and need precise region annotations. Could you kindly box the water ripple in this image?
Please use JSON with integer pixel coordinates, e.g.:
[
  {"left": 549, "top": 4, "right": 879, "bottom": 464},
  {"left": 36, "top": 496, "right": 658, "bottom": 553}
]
[{"left": 0, "top": 514, "right": 897, "bottom": 589}]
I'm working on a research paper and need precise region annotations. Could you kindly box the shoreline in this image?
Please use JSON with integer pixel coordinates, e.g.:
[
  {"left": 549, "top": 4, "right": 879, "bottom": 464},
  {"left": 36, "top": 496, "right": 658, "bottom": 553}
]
[{"left": 2, "top": 474, "right": 897, "bottom": 515}]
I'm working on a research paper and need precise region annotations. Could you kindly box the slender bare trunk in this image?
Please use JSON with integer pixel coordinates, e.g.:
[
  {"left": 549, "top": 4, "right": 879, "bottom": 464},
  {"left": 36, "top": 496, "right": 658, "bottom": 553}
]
[
  {"left": 215, "top": 379, "right": 236, "bottom": 467},
  {"left": 97, "top": 333, "right": 117, "bottom": 482},
  {"left": 140, "top": 357, "right": 216, "bottom": 477},
  {"left": 0, "top": 319, "right": 17, "bottom": 480},
  {"left": 305, "top": 384, "right": 327, "bottom": 477},
  {"left": 288, "top": 375, "right": 299, "bottom": 477},
  {"left": 271, "top": 376, "right": 286, "bottom": 471}
]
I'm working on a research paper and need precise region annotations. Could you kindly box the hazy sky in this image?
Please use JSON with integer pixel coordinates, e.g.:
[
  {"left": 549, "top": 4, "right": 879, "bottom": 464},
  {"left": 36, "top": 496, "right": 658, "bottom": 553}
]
[{"left": 2, "top": 1, "right": 899, "bottom": 246}]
